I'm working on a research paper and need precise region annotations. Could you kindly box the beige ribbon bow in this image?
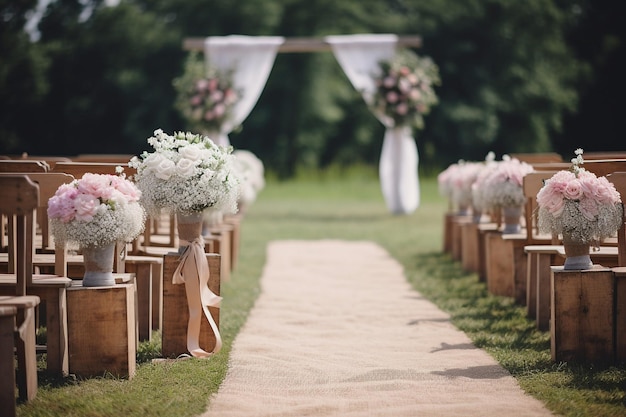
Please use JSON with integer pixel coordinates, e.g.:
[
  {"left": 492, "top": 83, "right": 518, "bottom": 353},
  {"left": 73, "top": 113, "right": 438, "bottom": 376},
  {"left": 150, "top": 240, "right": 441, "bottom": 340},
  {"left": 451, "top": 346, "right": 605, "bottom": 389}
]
[{"left": 173, "top": 237, "right": 222, "bottom": 357}]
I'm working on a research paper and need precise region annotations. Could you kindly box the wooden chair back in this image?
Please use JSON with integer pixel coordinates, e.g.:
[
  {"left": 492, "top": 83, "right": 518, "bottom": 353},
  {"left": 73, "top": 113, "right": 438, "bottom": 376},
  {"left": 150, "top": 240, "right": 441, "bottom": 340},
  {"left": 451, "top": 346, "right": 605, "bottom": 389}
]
[
  {"left": 510, "top": 152, "right": 562, "bottom": 164},
  {"left": 523, "top": 170, "right": 560, "bottom": 244},
  {"left": 583, "top": 159, "right": 626, "bottom": 177},
  {"left": 607, "top": 172, "right": 626, "bottom": 267},
  {"left": 0, "top": 176, "right": 39, "bottom": 295},
  {"left": 583, "top": 152, "right": 626, "bottom": 160},
  {"left": 0, "top": 160, "right": 49, "bottom": 173},
  {"left": 12, "top": 155, "right": 72, "bottom": 170},
  {"left": 52, "top": 161, "right": 136, "bottom": 177},
  {"left": 73, "top": 154, "right": 135, "bottom": 164}
]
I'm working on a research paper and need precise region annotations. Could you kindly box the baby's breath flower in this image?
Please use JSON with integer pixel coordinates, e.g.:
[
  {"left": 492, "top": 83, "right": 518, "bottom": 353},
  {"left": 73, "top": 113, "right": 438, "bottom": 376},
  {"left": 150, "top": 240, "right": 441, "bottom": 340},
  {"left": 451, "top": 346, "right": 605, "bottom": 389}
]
[{"left": 129, "top": 129, "right": 241, "bottom": 216}]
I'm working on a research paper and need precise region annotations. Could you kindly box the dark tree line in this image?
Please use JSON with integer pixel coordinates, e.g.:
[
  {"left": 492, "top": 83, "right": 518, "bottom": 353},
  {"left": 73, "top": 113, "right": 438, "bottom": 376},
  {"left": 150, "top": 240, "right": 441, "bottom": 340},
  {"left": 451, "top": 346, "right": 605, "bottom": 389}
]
[{"left": 1, "top": 0, "right": 624, "bottom": 177}]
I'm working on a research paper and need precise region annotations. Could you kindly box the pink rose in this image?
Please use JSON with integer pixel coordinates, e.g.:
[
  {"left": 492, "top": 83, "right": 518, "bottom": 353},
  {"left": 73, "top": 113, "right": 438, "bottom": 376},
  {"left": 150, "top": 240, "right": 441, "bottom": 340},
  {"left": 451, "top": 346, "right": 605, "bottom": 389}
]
[
  {"left": 386, "top": 91, "right": 398, "bottom": 104},
  {"left": 395, "top": 103, "right": 408, "bottom": 115},
  {"left": 73, "top": 194, "right": 100, "bottom": 222},
  {"left": 383, "top": 76, "right": 396, "bottom": 88},
  {"left": 563, "top": 179, "right": 584, "bottom": 200},
  {"left": 537, "top": 187, "right": 565, "bottom": 216},
  {"left": 47, "top": 194, "right": 76, "bottom": 223}
]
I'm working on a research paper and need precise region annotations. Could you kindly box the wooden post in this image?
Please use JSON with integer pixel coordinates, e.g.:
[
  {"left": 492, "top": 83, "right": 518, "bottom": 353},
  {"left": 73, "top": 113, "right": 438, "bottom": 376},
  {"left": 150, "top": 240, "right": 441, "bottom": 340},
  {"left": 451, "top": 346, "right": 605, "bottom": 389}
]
[
  {"left": 209, "top": 225, "right": 232, "bottom": 282},
  {"left": 161, "top": 253, "right": 221, "bottom": 358},
  {"left": 451, "top": 215, "right": 472, "bottom": 262},
  {"left": 614, "top": 268, "right": 626, "bottom": 364},
  {"left": 551, "top": 266, "right": 615, "bottom": 363},
  {"left": 182, "top": 35, "right": 423, "bottom": 53},
  {"left": 67, "top": 282, "right": 137, "bottom": 378},
  {"left": 485, "top": 232, "right": 515, "bottom": 298}
]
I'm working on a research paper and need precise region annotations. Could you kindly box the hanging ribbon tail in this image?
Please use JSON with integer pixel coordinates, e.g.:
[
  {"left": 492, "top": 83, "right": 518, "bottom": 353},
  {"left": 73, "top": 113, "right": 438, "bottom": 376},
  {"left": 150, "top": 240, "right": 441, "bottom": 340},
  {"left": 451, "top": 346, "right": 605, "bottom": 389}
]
[{"left": 172, "top": 239, "right": 223, "bottom": 358}]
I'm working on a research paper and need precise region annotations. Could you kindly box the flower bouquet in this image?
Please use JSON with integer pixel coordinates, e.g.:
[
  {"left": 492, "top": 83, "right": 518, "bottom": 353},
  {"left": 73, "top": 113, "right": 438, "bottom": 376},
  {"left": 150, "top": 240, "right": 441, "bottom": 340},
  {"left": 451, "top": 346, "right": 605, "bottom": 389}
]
[
  {"left": 129, "top": 128, "right": 240, "bottom": 358},
  {"left": 232, "top": 149, "right": 265, "bottom": 214},
  {"left": 536, "top": 149, "right": 623, "bottom": 269},
  {"left": 480, "top": 156, "right": 534, "bottom": 233},
  {"left": 372, "top": 49, "right": 440, "bottom": 129},
  {"left": 129, "top": 129, "right": 240, "bottom": 219},
  {"left": 47, "top": 170, "right": 146, "bottom": 286},
  {"left": 174, "top": 53, "right": 239, "bottom": 134}
]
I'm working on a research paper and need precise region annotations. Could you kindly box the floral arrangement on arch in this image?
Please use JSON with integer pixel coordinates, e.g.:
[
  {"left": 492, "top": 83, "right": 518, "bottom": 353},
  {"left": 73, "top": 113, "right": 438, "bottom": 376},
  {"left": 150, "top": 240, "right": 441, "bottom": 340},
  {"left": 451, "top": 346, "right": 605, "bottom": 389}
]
[
  {"left": 480, "top": 156, "right": 535, "bottom": 210},
  {"left": 536, "top": 149, "right": 623, "bottom": 245},
  {"left": 129, "top": 129, "right": 240, "bottom": 216},
  {"left": 372, "top": 48, "right": 440, "bottom": 129},
  {"left": 47, "top": 170, "right": 146, "bottom": 248},
  {"left": 174, "top": 53, "right": 239, "bottom": 133}
]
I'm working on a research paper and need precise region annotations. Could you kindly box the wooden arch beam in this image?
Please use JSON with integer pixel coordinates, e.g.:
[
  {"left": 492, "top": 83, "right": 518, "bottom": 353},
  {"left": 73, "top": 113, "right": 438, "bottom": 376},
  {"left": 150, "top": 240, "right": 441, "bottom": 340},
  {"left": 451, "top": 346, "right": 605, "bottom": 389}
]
[{"left": 182, "top": 35, "right": 422, "bottom": 53}]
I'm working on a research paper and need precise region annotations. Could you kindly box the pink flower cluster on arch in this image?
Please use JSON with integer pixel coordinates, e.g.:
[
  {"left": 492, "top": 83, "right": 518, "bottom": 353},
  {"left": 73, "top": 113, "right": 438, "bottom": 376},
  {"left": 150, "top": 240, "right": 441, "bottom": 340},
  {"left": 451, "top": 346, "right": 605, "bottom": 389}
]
[{"left": 536, "top": 169, "right": 621, "bottom": 221}]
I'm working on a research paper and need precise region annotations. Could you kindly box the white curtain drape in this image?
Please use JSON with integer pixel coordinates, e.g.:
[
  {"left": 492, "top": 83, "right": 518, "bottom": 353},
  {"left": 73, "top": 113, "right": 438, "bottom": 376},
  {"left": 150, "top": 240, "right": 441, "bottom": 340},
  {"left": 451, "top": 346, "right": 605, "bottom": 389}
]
[
  {"left": 204, "top": 35, "right": 284, "bottom": 147},
  {"left": 326, "top": 34, "right": 420, "bottom": 214}
]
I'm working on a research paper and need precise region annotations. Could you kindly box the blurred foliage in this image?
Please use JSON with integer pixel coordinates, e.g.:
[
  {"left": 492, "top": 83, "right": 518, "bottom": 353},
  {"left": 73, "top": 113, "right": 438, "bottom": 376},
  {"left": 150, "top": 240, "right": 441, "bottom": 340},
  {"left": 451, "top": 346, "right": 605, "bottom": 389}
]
[{"left": 1, "top": 0, "right": 624, "bottom": 176}]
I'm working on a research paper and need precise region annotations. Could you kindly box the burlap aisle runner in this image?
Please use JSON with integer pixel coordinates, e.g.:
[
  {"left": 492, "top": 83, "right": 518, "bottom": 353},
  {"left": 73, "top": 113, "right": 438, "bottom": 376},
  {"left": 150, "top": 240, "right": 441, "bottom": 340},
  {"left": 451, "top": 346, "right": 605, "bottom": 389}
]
[{"left": 202, "top": 240, "right": 554, "bottom": 417}]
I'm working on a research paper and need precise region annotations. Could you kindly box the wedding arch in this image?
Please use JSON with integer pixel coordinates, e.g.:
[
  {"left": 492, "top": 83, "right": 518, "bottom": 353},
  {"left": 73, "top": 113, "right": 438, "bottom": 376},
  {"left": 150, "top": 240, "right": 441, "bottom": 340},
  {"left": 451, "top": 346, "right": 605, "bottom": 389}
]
[{"left": 183, "top": 34, "right": 426, "bottom": 215}]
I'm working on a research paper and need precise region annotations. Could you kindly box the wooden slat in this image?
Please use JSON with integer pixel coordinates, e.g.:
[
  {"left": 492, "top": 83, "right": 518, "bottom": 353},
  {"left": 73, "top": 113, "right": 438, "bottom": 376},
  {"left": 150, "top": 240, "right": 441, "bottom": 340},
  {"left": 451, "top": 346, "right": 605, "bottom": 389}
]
[{"left": 183, "top": 35, "right": 423, "bottom": 53}]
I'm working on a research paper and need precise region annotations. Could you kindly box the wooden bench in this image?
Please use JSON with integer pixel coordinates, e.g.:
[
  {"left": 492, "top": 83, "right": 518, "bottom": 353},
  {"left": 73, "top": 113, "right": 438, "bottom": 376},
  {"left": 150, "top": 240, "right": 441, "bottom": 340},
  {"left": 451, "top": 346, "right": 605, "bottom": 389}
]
[
  {"left": 0, "top": 175, "right": 42, "bottom": 403},
  {"left": 0, "top": 174, "right": 74, "bottom": 375}
]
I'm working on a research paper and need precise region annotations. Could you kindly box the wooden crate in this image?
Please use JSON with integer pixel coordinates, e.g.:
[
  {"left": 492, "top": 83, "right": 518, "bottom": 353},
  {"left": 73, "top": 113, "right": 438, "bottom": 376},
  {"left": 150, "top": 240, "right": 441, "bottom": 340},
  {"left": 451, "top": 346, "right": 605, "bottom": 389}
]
[
  {"left": 67, "top": 282, "right": 136, "bottom": 378},
  {"left": 550, "top": 266, "right": 614, "bottom": 363},
  {"left": 477, "top": 223, "right": 499, "bottom": 282},
  {"left": 161, "top": 253, "right": 221, "bottom": 358},
  {"left": 461, "top": 221, "right": 480, "bottom": 273},
  {"left": 451, "top": 215, "right": 472, "bottom": 262},
  {"left": 485, "top": 232, "right": 515, "bottom": 298},
  {"left": 209, "top": 224, "right": 232, "bottom": 282},
  {"left": 502, "top": 234, "right": 529, "bottom": 306},
  {"left": 443, "top": 212, "right": 454, "bottom": 254}
]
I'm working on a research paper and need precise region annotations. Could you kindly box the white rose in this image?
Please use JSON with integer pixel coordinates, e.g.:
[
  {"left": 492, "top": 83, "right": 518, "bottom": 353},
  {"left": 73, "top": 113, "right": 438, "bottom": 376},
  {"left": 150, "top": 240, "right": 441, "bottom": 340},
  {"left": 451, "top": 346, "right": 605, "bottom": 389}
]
[
  {"left": 179, "top": 145, "right": 202, "bottom": 161},
  {"left": 154, "top": 158, "right": 176, "bottom": 180},
  {"left": 176, "top": 158, "right": 196, "bottom": 178}
]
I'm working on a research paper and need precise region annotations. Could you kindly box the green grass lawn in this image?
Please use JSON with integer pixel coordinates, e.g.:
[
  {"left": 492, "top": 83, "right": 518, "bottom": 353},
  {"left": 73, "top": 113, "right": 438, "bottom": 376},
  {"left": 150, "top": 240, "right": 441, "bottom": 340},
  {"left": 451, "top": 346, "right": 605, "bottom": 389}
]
[{"left": 18, "top": 168, "right": 626, "bottom": 416}]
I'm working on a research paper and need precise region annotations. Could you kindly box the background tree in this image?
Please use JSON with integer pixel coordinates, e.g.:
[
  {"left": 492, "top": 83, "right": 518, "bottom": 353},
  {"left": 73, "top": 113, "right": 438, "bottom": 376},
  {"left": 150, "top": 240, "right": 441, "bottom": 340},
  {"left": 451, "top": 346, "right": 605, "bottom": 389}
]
[
  {"left": 0, "top": 0, "right": 50, "bottom": 152},
  {"left": 0, "top": 0, "right": 623, "bottom": 176}
]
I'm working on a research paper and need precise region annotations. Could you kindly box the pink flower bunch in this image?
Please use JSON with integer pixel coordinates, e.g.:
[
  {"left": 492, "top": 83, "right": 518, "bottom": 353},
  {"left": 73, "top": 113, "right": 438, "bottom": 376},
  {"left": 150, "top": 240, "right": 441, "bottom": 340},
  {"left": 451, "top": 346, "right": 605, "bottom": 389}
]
[
  {"left": 537, "top": 169, "right": 620, "bottom": 221},
  {"left": 373, "top": 49, "right": 439, "bottom": 129},
  {"left": 48, "top": 173, "right": 141, "bottom": 224},
  {"left": 480, "top": 157, "right": 534, "bottom": 208},
  {"left": 187, "top": 75, "right": 238, "bottom": 130},
  {"left": 48, "top": 172, "right": 146, "bottom": 248},
  {"left": 536, "top": 149, "right": 623, "bottom": 244}
]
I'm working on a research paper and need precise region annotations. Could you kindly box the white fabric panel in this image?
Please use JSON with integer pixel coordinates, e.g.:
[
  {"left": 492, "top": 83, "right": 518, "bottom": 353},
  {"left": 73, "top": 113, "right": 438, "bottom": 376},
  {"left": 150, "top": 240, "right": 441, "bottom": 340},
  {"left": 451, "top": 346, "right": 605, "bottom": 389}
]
[
  {"left": 327, "top": 34, "right": 419, "bottom": 214},
  {"left": 204, "top": 35, "right": 284, "bottom": 147},
  {"left": 379, "top": 126, "right": 419, "bottom": 214}
]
